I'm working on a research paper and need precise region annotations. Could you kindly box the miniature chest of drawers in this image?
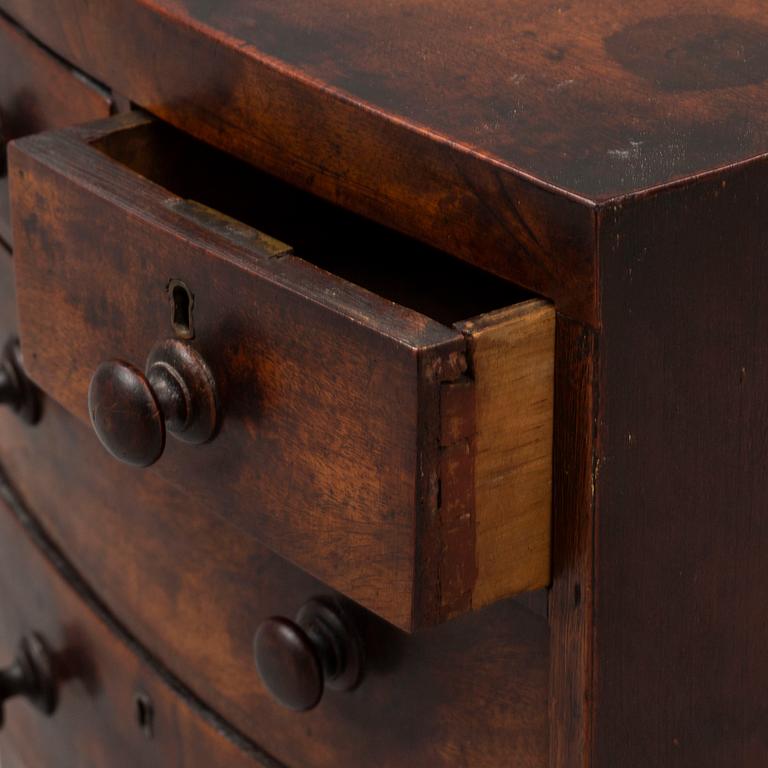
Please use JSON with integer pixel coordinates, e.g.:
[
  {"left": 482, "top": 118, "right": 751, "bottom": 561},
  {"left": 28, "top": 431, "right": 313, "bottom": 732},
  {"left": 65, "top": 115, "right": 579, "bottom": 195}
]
[{"left": 0, "top": 3, "right": 767, "bottom": 767}]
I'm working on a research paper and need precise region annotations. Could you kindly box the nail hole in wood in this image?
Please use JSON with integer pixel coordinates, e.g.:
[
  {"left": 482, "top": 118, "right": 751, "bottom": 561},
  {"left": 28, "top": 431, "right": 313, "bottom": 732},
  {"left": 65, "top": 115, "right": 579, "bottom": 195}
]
[{"left": 134, "top": 692, "right": 154, "bottom": 739}]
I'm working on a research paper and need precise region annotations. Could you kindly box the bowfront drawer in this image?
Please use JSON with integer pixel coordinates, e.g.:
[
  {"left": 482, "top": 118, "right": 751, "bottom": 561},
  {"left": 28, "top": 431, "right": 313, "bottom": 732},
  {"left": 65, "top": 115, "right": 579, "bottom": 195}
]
[
  {"left": 0, "top": 14, "right": 112, "bottom": 246},
  {"left": 0, "top": 471, "right": 277, "bottom": 768},
  {"left": 0, "top": 396, "right": 548, "bottom": 768},
  {"left": 9, "top": 112, "right": 554, "bottom": 631}
]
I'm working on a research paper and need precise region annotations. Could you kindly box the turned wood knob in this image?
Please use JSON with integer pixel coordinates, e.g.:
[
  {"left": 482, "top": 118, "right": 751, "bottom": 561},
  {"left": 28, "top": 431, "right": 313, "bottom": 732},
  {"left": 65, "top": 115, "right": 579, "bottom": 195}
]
[
  {"left": 88, "top": 338, "right": 218, "bottom": 467},
  {"left": 253, "top": 598, "right": 363, "bottom": 711},
  {"left": 0, "top": 338, "right": 40, "bottom": 424},
  {"left": 0, "top": 634, "right": 56, "bottom": 729}
]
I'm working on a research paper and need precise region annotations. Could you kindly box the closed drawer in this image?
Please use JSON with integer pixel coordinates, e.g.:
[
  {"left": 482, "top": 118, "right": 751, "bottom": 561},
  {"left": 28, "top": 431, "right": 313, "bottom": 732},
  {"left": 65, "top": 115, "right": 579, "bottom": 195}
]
[
  {"left": 0, "top": 14, "right": 112, "bottom": 246},
  {"left": 0, "top": 392, "right": 548, "bottom": 768},
  {"left": 0, "top": 470, "right": 277, "bottom": 768},
  {"left": 9, "top": 112, "right": 555, "bottom": 631}
]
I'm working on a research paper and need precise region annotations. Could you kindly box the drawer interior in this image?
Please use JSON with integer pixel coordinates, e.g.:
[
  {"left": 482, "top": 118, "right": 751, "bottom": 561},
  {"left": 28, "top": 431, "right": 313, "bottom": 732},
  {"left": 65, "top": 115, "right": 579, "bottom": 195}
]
[{"left": 92, "top": 120, "right": 532, "bottom": 326}]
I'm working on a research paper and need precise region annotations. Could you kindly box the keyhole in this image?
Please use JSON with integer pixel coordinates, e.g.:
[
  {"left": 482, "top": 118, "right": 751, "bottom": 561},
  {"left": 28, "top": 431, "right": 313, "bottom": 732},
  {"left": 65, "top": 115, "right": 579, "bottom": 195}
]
[{"left": 168, "top": 280, "right": 194, "bottom": 339}]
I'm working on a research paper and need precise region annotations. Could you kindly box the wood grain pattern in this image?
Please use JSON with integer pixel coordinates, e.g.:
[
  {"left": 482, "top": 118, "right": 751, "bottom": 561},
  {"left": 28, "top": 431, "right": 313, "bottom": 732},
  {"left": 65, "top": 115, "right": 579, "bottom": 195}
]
[
  {"left": 5, "top": 3, "right": 768, "bottom": 325},
  {"left": 0, "top": 241, "right": 549, "bottom": 768},
  {"left": 10, "top": 114, "right": 463, "bottom": 632},
  {"left": 0, "top": 0, "right": 598, "bottom": 323},
  {"left": 12, "top": 0, "right": 768, "bottom": 200},
  {"left": 0, "top": 13, "right": 112, "bottom": 247},
  {"left": 10, "top": 113, "right": 555, "bottom": 631},
  {"left": 0, "top": 473, "right": 279, "bottom": 768},
  {"left": 548, "top": 318, "right": 597, "bottom": 768},
  {"left": 0, "top": 392, "right": 549, "bottom": 767},
  {"left": 1, "top": 230, "right": 553, "bottom": 768},
  {"left": 455, "top": 300, "right": 555, "bottom": 610},
  {"left": 163, "top": 0, "right": 768, "bottom": 200}
]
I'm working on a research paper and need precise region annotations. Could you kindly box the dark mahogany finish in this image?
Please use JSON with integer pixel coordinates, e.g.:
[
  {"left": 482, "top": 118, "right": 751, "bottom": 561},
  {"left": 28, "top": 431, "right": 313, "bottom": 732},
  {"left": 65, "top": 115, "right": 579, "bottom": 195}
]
[
  {"left": 10, "top": 113, "right": 555, "bottom": 631},
  {"left": 0, "top": 0, "right": 599, "bottom": 322},
  {"left": 88, "top": 339, "right": 219, "bottom": 467},
  {"left": 7, "top": 2, "right": 768, "bottom": 326},
  {"left": 254, "top": 598, "right": 363, "bottom": 712},
  {"left": 0, "top": 472, "right": 279, "bottom": 768},
  {"left": 594, "top": 158, "right": 768, "bottom": 768},
  {"left": 0, "top": 401, "right": 549, "bottom": 768},
  {"left": 2, "top": 2, "right": 768, "bottom": 767},
  {"left": 0, "top": 244, "right": 548, "bottom": 768},
  {"left": 0, "top": 634, "right": 56, "bottom": 729},
  {"left": 1, "top": 219, "right": 549, "bottom": 768},
  {"left": 0, "top": 12, "right": 113, "bottom": 245}
]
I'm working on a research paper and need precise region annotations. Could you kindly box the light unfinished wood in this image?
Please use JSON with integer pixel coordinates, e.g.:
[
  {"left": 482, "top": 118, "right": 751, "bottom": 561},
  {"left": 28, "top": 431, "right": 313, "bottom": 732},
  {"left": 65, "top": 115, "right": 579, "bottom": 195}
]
[{"left": 456, "top": 299, "right": 555, "bottom": 609}]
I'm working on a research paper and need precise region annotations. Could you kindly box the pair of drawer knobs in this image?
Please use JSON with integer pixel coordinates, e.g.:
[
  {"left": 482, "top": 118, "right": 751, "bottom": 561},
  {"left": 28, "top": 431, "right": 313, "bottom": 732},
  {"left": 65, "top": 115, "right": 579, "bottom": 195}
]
[{"left": 0, "top": 598, "right": 362, "bottom": 723}]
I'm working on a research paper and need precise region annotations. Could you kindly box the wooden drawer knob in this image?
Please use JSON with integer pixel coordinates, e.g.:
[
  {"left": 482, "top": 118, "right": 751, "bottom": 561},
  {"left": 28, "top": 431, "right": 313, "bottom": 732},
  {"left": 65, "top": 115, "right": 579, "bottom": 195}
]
[
  {"left": 0, "top": 338, "right": 40, "bottom": 424},
  {"left": 0, "top": 634, "right": 56, "bottom": 729},
  {"left": 253, "top": 598, "right": 363, "bottom": 711},
  {"left": 88, "top": 338, "right": 218, "bottom": 467}
]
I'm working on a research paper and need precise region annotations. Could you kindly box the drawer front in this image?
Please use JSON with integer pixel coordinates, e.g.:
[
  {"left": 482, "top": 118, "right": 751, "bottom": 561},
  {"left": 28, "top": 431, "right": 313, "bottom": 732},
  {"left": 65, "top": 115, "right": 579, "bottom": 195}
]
[
  {"left": 0, "top": 392, "right": 549, "bottom": 768},
  {"left": 0, "top": 15, "right": 112, "bottom": 246},
  {"left": 9, "top": 112, "right": 554, "bottom": 630},
  {"left": 0, "top": 472, "right": 277, "bottom": 768}
]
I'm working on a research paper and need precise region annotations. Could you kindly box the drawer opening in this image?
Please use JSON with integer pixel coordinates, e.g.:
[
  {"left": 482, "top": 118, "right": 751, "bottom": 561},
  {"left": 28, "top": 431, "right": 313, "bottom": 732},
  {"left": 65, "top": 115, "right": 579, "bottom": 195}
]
[
  {"left": 10, "top": 111, "right": 554, "bottom": 630},
  {"left": 91, "top": 120, "right": 534, "bottom": 327}
]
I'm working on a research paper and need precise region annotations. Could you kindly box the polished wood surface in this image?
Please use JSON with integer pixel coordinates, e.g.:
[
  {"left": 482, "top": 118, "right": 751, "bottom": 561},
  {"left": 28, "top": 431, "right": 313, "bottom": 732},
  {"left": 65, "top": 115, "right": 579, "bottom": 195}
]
[
  {"left": 0, "top": 13, "right": 112, "bottom": 246},
  {"left": 2, "top": 4, "right": 766, "bottom": 767},
  {"left": 2, "top": 230, "right": 548, "bottom": 766},
  {"left": 9, "top": 0, "right": 765, "bottom": 200},
  {"left": 5, "top": 3, "right": 768, "bottom": 325},
  {"left": 0, "top": 223, "right": 543, "bottom": 766},
  {"left": 0, "top": 0, "right": 599, "bottom": 324},
  {"left": 594, "top": 153, "right": 768, "bottom": 766},
  {"left": 1, "top": 246, "right": 273, "bottom": 767},
  {"left": 0, "top": 476, "right": 278, "bottom": 768},
  {"left": 11, "top": 113, "right": 555, "bottom": 630},
  {"left": 0, "top": 395, "right": 549, "bottom": 767},
  {"left": 165, "top": 0, "right": 768, "bottom": 199},
  {"left": 548, "top": 317, "right": 597, "bottom": 768}
]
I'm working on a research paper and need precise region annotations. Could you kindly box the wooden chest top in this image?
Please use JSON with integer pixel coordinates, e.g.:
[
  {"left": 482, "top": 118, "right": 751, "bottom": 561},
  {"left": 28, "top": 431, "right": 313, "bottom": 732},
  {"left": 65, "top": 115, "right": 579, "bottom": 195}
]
[
  {"left": 5, "top": 0, "right": 768, "bottom": 200},
  {"left": 6, "top": 1, "right": 768, "bottom": 325}
]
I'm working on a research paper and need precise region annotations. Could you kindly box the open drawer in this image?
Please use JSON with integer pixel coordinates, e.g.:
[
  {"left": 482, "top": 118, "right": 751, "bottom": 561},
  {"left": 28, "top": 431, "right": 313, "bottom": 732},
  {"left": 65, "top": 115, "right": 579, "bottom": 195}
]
[{"left": 8, "top": 113, "right": 554, "bottom": 631}]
